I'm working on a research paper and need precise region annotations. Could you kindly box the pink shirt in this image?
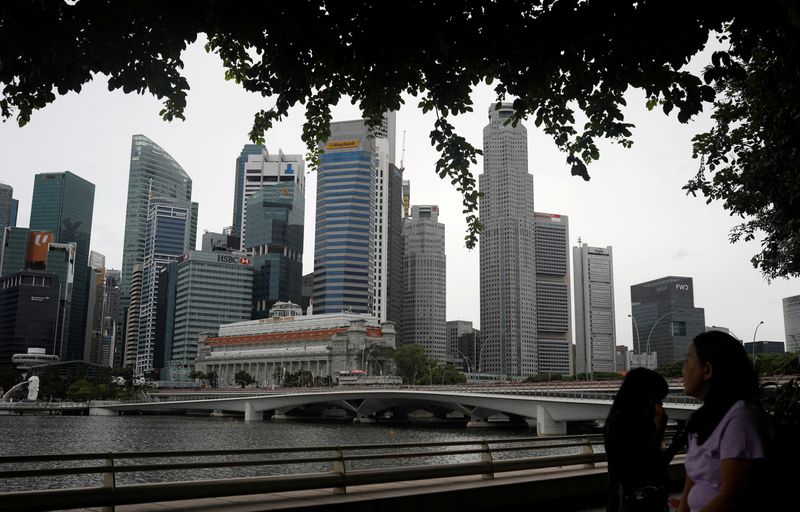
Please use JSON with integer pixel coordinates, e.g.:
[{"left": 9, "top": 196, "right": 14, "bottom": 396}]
[{"left": 683, "top": 400, "right": 766, "bottom": 511}]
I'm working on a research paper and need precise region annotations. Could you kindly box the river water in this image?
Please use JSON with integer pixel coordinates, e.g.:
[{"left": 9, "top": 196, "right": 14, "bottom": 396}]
[{"left": 0, "top": 415, "right": 588, "bottom": 492}]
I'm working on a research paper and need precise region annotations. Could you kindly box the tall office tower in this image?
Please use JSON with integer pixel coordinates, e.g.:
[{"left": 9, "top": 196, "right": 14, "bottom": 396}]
[
  {"left": 45, "top": 242, "right": 77, "bottom": 358},
  {"left": 630, "top": 276, "right": 706, "bottom": 367},
  {"left": 118, "top": 135, "right": 198, "bottom": 367},
  {"left": 1, "top": 227, "right": 30, "bottom": 277},
  {"left": 0, "top": 183, "right": 17, "bottom": 246},
  {"left": 136, "top": 198, "right": 188, "bottom": 376},
  {"left": 30, "top": 171, "right": 95, "bottom": 361},
  {"left": 534, "top": 213, "right": 572, "bottom": 375},
  {"left": 573, "top": 243, "right": 616, "bottom": 375},
  {"left": 783, "top": 294, "right": 800, "bottom": 352},
  {"left": 201, "top": 231, "right": 241, "bottom": 253},
  {"left": 103, "top": 269, "right": 121, "bottom": 366},
  {"left": 162, "top": 250, "right": 253, "bottom": 380},
  {"left": 0, "top": 271, "right": 60, "bottom": 368},
  {"left": 402, "top": 205, "right": 446, "bottom": 362},
  {"left": 312, "top": 119, "right": 376, "bottom": 315},
  {"left": 371, "top": 113, "right": 398, "bottom": 324},
  {"left": 231, "top": 143, "right": 266, "bottom": 241},
  {"left": 85, "top": 251, "right": 106, "bottom": 363},
  {"left": 232, "top": 145, "right": 304, "bottom": 247},
  {"left": 479, "top": 103, "right": 537, "bottom": 378},
  {"left": 385, "top": 164, "right": 404, "bottom": 337},
  {"left": 245, "top": 174, "right": 304, "bottom": 318},
  {"left": 122, "top": 264, "right": 143, "bottom": 369}
]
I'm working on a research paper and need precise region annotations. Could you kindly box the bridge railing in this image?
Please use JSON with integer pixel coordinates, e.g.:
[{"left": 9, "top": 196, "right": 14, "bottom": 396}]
[{"left": 0, "top": 434, "right": 609, "bottom": 511}]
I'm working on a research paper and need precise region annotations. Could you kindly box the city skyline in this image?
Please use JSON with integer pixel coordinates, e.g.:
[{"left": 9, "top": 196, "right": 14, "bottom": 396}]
[{"left": 0, "top": 37, "right": 797, "bottom": 348}]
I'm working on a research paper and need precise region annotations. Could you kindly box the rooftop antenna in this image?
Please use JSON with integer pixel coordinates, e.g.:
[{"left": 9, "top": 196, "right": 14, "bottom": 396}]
[{"left": 400, "top": 130, "right": 406, "bottom": 169}]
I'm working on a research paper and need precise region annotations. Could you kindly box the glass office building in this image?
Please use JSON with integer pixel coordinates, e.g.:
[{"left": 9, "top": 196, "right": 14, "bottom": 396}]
[
  {"left": 30, "top": 171, "right": 95, "bottom": 361},
  {"left": 119, "top": 135, "right": 198, "bottom": 366}
]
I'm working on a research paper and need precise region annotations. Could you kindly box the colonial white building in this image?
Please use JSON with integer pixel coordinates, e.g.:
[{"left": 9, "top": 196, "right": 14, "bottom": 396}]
[{"left": 195, "top": 303, "right": 396, "bottom": 387}]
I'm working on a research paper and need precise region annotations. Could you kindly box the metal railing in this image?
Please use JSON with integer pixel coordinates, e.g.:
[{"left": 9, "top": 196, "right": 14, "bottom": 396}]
[{"left": 0, "top": 434, "right": 608, "bottom": 511}]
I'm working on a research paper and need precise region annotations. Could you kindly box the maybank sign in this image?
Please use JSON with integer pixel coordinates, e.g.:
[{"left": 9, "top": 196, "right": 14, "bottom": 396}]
[
  {"left": 326, "top": 139, "right": 360, "bottom": 150},
  {"left": 217, "top": 254, "right": 252, "bottom": 265}
]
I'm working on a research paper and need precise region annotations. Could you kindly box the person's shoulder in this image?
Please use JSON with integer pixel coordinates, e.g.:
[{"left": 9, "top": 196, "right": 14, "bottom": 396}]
[{"left": 720, "top": 400, "right": 764, "bottom": 430}]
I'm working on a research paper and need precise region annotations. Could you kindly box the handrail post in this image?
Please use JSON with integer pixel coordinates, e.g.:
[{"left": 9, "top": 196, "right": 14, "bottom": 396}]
[
  {"left": 581, "top": 435, "right": 595, "bottom": 469},
  {"left": 331, "top": 446, "right": 347, "bottom": 494},
  {"left": 480, "top": 440, "right": 494, "bottom": 480},
  {"left": 102, "top": 453, "right": 116, "bottom": 512}
]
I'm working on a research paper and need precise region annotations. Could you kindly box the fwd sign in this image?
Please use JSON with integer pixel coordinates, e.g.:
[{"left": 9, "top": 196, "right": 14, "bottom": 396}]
[{"left": 675, "top": 284, "right": 689, "bottom": 291}]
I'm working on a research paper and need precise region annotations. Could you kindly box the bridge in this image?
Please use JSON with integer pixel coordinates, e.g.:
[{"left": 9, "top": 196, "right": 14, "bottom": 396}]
[{"left": 100, "top": 387, "right": 700, "bottom": 434}]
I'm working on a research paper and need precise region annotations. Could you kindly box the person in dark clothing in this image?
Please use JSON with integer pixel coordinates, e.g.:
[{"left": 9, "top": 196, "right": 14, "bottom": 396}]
[{"left": 604, "top": 368, "right": 670, "bottom": 512}]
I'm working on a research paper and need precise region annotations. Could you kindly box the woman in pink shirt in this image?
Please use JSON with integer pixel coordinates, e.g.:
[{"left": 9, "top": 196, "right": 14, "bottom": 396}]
[{"left": 679, "top": 330, "right": 769, "bottom": 512}]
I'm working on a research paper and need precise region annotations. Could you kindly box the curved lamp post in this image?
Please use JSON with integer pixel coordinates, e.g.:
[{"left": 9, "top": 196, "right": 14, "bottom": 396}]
[
  {"left": 455, "top": 349, "right": 473, "bottom": 375},
  {"left": 752, "top": 320, "right": 764, "bottom": 362}
]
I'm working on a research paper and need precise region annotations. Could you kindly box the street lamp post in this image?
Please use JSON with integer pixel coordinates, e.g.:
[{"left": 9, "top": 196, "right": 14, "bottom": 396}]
[
  {"left": 645, "top": 310, "right": 685, "bottom": 368},
  {"left": 456, "top": 349, "right": 472, "bottom": 376},
  {"left": 752, "top": 320, "right": 764, "bottom": 362}
]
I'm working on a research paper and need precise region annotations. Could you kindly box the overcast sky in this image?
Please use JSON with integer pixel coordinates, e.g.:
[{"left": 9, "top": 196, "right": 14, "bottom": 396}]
[{"left": 0, "top": 37, "right": 796, "bottom": 348}]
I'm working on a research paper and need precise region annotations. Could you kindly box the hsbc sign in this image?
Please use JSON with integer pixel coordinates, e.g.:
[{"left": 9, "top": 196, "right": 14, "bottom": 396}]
[{"left": 216, "top": 254, "right": 252, "bottom": 265}]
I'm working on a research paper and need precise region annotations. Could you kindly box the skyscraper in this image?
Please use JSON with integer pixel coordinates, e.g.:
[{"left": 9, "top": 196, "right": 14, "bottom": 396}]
[
  {"left": 118, "top": 135, "right": 198, "bottom": 367},
  {"left": 231, "top": 143, "right": 267, "bottom": 242},
  {"left": 402, "top": 205, "right": 446, "bottom": 362},
  {"left": 0, "top": 271, "right": 60, "bottom": 368},
  {"left": 630, "top": 276, "right": 706, "bottom": 367},
  {"left": 246, "top": 178, "right": 304, "bottom": 317},
  {"left": 783, "top": 294, "right": 800, "bottom": 353},
  {"left": 573, "top": 243, "right": 616, "bottom": 375},
  {"left": 103, "top": 269, "right": 121, "bottom": 367},
  {"left": 123, "top": 264, "right": 143, "bottom": 369},
  {"left": 233, "top": 145, "right": 303, "bottom": 248},
  {"left": 0, "top": 183, "right": 18, "bottom": 247},
  {"left": 30, "top": 171, "right": 95, "bottom": 361},
  {"left": 313, "top": 119, "right": 376, "bottom": 315},
  {"left": 371, "top": 113, "right": 398, "bottom": 324},
  {"left": 534, "top": 213, "right": 572, "bottom": 375},
  {"left": 85, "top": 251, "right": 106, "bottom": 363},
  {"left": 479, "top": 103, "right": 537, "bottom": 378},
  {"left": 136, "top": 198, "right": 188, "bottom": 376}
]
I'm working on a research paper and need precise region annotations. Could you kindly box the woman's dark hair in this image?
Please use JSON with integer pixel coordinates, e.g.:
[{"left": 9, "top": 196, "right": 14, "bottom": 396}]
[
  {"left": 606, "top": 367, "right": 668, "bottom": 424},
  {"left": 686, "top": 330, "right": 761, "bottom": 444}
]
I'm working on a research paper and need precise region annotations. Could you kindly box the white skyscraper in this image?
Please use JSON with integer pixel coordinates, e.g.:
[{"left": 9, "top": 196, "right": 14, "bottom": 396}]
[
  {"left": 573, "top": 243, "right": 616, "bottom": 375},
  {"left": 479, "top": 103, "right": 537, "bottom": 378},
  {"left": 402, "top": 205, "right": 446, "bottom": 363},
  {"left": 371, "top": 112, "right": 397, "bottom": 323},
  {"left": 534, "top": 213, "right": 572, "bottom": 375}
]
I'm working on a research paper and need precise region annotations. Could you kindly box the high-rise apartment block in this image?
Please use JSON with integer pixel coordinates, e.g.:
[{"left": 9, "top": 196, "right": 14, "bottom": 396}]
[
  {"left": 402, "top": 205, "right": 446, "bottom": 362},
  {"left": 630, "top": 276, "right": 706, "bottom": 367},
  {"left": 479, "top": 103, "right": 537, "bottom": 378},
  {"left": 30, "top": 171, "right": 95, "bottom": 362},
  {"left": 136, "top": 198, "right": 188, "bottom": 376},
  {"left": 534, "top": 213, "right": 572, "bottom": 375},
  {"left": 573, "top": 243, "right": 616, "bottom": 375},
  {"left": 118, "top": 135, "right": 198, "bottom": 367},
  {"left": 784, "top": 294, "right": 800, "bottom": 353}
]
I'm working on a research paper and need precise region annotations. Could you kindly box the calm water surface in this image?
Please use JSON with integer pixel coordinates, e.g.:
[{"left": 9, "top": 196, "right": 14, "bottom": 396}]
[{"left": 0, "top": 415, "right": 582, "bottom": 491}]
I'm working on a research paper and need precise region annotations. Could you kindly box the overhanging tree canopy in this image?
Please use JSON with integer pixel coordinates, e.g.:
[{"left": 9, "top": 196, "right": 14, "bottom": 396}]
[{"left": 1, "top": 0, "right": 798, "bottom": 277}]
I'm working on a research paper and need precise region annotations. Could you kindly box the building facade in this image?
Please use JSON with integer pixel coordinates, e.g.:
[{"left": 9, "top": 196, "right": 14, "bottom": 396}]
[
  {"left": 123, "top": 264, "right": 143, "bottom": 369},
  {"left": 30, "top": 171, "right": 95, "bottom": 361},
  {"left": 0, "top": 183, "right": 17, "bottom": 249},
  {"left": 784, "top": 294, "right": 800, "bottom": 353},
  {"left": 118, "top": 135, "right": 198, "bottom": 367},
  {"left": 195, "top": 310, "right": 396, "bottom": 387},
  {"left": 479, "top": 103, "right": 537, "bottom": 378},
  {"left": 103, "top": 269, "right": 121, "bottom": 367},
  {"left": 201, "top": 231, "right": 241, "bottom": 253},
  {"left": 231, "top": 143, "right": 267, "bottom": 241},
  {"left": 573, "top": 243, "right": 616, "bottom": 375},
  {"left": 136, "top": 198, "right": 188, "bottom": 376},
  {"left": 245, "top": 174, "right": 304, "bottom": 317},
  {"left": 447, "top": 320, "right": 481, "bottom": 372},
  {"left": 85, "top": 251, "right": 106, "bottom": 364},
  {"left": 313, "top": 119, "right": 376, "bottom": 315},
  {"left": 164, "top": 250, "right": 254, "bottom": 381},
  {"left": 0, "top": 271, "right": 60, "bottom": 368},
  {"left": 533, "top": 213, "right": 572, "bottom": 375},
  {"left": 630, "top": 276, "right": 706, "bottom": 367},
  {"left": 402, "top": 205, "right": 446, "bottom": 362}
]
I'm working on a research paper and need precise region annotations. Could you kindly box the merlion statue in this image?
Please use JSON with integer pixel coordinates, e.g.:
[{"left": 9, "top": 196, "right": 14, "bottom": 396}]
[{"left": 27, "top": 376, "right": 40, "bottom": 401}]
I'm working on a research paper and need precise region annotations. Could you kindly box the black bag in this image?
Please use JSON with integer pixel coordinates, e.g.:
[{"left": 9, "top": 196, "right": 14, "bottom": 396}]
[{"left": 622, "top": 484, "right": 667, "bottom": 512}]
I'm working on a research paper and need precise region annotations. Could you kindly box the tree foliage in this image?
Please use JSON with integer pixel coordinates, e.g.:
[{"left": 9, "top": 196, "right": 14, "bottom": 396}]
[
  {"left": 234, "top": 370, "right": 256, "bottom": 388},
  {"left": 393, "top": 343, "right": 435, "bottom": 385},
  {"left": 1, "top": 1, "right": 799, "bottom": 274}
]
